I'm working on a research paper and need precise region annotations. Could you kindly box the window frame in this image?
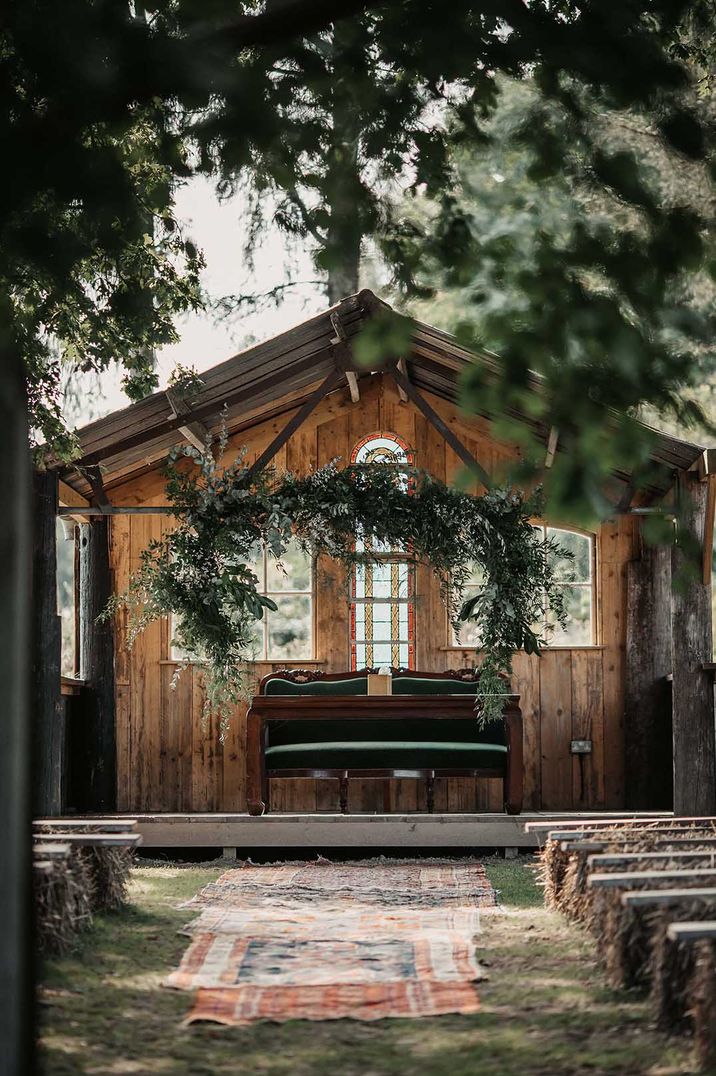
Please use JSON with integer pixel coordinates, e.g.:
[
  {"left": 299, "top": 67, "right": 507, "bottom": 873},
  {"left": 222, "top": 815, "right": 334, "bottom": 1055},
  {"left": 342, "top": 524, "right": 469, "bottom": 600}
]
[
  {"left": 349, "top": 431, "right": 417, "bottom": 670},
  {"left": 252, "top": 542, "right": 316, "bottom": 663},
  {"left": 446, "top": 523, "right": 599, "bottom": 651}
]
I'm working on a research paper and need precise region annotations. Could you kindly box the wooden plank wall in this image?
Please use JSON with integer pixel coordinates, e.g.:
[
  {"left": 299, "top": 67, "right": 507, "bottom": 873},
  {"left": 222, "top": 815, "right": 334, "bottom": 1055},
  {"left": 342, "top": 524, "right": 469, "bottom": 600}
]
[{"left": 109, "top": 374, "right": 633, "bottom": 813}]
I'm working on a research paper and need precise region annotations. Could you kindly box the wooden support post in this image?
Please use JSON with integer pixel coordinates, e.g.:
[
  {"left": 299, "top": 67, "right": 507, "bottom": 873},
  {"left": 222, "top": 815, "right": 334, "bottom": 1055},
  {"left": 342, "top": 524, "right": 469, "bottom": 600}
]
[
  {"left": 78, "top": 518, "right": 117, "bottom": 811},
  {"left": 625, "top": 532, "right": 673, "bottom": 809},
  {"left": 0, "top": 347, "right": 34, "bottom": 1075},
  {"left": 671, "top": 473, "right": 716, "bottom": 816},
  {"left": 31, "top": 470, "right": 65, "bottom": 816}
]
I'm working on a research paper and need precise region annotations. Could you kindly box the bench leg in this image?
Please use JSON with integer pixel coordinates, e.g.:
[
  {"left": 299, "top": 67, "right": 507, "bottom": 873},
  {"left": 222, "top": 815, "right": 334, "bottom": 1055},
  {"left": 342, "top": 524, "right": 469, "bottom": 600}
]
[
  {"left": 426, "top": 771, "right": 435, "bottom": 814},
  {"left": 339, "top": 772, "right": 349, "bottom": 815}
]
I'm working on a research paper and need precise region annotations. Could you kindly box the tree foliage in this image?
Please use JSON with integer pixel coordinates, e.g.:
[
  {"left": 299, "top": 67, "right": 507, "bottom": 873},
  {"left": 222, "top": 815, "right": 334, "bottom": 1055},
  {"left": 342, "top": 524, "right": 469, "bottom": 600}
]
[
  {"left": 387, "top": 72, "right": 716, "bottom": 517},
  {"left": 3, "top": 0, "right": 715, "bottom": 509}
]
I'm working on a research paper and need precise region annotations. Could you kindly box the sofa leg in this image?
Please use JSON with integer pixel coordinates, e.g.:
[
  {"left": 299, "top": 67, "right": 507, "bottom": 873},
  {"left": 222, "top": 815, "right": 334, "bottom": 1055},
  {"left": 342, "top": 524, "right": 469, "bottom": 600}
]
[
  {"left": 426, "top": 772, "right": 435, "bottom": 814},
  {"left": 339, "top": 772, "right": 349, "bottom": 815}
]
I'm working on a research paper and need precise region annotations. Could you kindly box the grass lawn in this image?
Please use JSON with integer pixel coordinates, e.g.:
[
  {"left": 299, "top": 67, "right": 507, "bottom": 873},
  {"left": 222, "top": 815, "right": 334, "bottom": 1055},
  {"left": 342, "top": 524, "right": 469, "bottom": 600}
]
[{"left": 38, "top": 856, "right": 701, "bottom": 1076}]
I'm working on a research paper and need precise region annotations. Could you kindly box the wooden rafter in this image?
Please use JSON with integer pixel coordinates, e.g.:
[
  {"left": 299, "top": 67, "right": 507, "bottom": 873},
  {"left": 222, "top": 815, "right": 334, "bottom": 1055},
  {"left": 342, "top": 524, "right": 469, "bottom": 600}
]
[
  {"left": 165, "top": 387, "right": 210, "bottom": 451},
  {"left": 84, "top": 465, "right": 111, "bottom": 512},
  {"left": 330, "top": 312, "right": 360, "bottom": 403},
  {"left": 544, "top": 426, "right": 559, "bottom": 469},
  {"left": 387, "top": 361, "right": 492, "bottom": 489},
  {"left": 244, "top": 366, "right": 345, "bottom": 482},
  {"left": 395, "top": 358, "right": 409, "bottom": 404}
]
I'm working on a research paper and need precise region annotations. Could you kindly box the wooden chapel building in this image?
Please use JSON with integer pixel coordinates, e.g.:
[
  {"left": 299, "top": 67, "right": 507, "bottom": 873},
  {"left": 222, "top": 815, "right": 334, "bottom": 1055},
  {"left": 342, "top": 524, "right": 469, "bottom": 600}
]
[{"left": 48, "top": 290, "right": 716, "bottom": 820}]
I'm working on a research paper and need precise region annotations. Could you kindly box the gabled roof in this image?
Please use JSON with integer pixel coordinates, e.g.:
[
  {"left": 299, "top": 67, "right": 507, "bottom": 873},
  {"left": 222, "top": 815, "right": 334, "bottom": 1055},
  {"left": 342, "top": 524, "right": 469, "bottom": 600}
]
[{"left": 58, "top": 289, "right": 706, "bottom": 503}]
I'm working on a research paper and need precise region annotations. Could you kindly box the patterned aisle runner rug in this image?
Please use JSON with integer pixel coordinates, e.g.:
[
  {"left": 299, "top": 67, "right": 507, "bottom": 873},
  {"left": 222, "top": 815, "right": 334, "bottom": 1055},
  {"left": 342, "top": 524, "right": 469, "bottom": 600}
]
[{"left": 166, "top": 858, "right": 497, "bottom": 1026}]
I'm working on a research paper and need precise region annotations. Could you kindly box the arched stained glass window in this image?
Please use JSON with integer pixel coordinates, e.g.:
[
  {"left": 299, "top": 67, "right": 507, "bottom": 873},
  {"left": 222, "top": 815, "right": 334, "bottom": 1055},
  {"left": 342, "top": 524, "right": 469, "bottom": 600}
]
[{"left": 350, "top": 433, "right": 415, "bottom": 669}]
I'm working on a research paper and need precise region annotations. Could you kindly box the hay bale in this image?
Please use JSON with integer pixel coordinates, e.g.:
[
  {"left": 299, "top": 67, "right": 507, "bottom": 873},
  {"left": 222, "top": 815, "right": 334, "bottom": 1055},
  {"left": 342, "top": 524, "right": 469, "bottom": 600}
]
[
  {"left": 539, "top": 839, "right": 570, "bottom": 909},
  {"left": 555, "top": 849, "right": 594, "bottom": 922},
  {"left": 651, "top": 904, "right": 716, "bottom": 1033},
  {"left": 34, "top": 857, "right": 92, "bottom": 956},
  {"left": 691, "top": 939, "right": 716, "bottom": 1071},
  {"left": 81, "top": 845, "right": 134, "bottom": 911}
]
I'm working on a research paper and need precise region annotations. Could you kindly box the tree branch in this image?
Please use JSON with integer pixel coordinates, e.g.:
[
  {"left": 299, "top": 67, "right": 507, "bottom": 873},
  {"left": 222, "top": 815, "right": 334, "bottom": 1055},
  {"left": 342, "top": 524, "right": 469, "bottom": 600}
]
[{"left": 196, "top": 0, "right": 383, "bottom": 52}]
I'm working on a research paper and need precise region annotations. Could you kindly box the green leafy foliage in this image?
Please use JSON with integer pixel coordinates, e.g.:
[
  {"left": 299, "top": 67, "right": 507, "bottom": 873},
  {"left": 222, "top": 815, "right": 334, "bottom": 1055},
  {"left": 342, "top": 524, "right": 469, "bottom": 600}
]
[
  {"left": 111, "top": 436, "right": 568, "bottom": 725},
  {"left": 383, "top": 70, "right": 716, "bottom": 520},
  {"left": 4, "top": 0, "right": 715, "bottom": 517}
]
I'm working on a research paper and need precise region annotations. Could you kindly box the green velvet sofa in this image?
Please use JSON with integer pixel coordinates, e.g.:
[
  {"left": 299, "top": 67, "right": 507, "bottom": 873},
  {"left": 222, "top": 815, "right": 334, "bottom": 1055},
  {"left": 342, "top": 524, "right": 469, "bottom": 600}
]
[{"left": 246, "top": 669, "right": 523, "bottom": 815}]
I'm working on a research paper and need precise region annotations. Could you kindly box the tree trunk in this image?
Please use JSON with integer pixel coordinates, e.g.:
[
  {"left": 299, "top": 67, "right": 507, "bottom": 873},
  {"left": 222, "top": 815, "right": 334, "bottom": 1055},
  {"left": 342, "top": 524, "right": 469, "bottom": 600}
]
[
  {"left": 32, "top": 470, "right": 65, "bottom": 817},
  {"left": 78, "top": 519, "right": 117, "bottom": 811},
  {"left": 325, "top": 21, "right": 363, "bottom": 305},
  {"left": 671, "top": 473, "right": 716, "bottom": 816},
  {"left": 625, "top": 534, "right": 673, "bottom": 809},
  {"left": 0, "top": 342, "right": 34, "bottom": 1074}
]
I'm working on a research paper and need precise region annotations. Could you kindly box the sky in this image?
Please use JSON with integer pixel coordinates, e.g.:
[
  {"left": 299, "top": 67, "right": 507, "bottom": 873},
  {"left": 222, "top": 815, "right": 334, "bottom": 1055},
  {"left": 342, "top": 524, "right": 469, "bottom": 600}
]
[{"left": 70, "top": 175, "right": 327, "bottom": 425}]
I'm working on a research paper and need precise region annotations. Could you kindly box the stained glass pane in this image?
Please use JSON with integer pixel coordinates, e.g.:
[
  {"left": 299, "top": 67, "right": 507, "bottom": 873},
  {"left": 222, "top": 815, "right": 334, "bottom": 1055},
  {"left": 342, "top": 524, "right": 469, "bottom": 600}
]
[
  {"left": 370, "top": 561, "right": 390, "bottom": 597},
  {"left": 373, "top": 642, "right": 392, "bottom": 665},
  {"left": 349, "top": 434, "right": 416, "bottom": 670}
]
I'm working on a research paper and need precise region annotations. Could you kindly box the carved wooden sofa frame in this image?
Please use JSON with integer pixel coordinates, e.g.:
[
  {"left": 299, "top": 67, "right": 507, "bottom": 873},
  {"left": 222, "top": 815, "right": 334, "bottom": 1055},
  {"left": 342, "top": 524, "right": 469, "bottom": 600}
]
[{"left": 246, "top": 668, "right": 523, "bottom": 816}]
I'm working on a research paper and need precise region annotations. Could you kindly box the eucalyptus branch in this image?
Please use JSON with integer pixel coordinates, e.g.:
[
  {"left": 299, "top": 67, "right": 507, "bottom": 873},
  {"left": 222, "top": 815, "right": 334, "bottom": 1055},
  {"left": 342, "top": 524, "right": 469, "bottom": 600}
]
[{"left": 113, "top": 438, "right": 570, "bottom": 731}]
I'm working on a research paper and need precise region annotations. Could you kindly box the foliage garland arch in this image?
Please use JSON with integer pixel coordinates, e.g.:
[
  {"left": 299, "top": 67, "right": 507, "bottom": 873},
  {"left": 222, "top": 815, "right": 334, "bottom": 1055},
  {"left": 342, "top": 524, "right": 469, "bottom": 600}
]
[{"left": 117, "top": 435, "right": 569, "bottom": 725}]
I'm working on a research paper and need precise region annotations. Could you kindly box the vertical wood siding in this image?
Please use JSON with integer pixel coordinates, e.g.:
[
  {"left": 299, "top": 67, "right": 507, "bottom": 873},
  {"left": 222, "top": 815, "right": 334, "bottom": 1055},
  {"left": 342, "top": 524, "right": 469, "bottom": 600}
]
[{"left": 110, "top": 375, "right": 630, "bottom": 812}]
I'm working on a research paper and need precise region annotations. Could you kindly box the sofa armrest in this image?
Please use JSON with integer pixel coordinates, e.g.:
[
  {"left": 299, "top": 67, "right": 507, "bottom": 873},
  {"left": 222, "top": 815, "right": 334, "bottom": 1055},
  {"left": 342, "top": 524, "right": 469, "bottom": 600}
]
[{"left": 504, "top": 697, "right": 523, "bottom": 815}]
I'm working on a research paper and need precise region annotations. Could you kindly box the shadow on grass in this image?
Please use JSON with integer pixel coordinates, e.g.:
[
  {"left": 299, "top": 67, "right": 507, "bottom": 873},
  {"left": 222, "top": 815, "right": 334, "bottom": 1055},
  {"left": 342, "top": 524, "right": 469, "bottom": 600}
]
[{"left": 38, "top": 864, "right": 699, "bottom": 1076}]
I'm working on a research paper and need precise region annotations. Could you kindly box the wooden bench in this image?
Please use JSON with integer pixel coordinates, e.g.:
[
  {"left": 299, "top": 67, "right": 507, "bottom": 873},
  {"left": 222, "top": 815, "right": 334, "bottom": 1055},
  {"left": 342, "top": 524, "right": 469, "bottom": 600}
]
[{"left": 247, "top": 668, "right": 523, "bottom": 816}]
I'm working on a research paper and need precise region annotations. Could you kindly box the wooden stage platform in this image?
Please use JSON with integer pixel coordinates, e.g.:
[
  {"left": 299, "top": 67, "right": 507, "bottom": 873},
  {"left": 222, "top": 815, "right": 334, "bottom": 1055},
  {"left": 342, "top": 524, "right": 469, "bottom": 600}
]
[{"left": 130, "top": 812, "right": 666, "bottom": 851}]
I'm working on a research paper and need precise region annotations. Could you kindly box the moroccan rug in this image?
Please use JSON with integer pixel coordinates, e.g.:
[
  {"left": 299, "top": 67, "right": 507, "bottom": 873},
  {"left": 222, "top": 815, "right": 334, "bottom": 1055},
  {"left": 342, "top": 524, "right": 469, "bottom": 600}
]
[{"left": 166, "top": 858, "right": 496, "bottom": 1026}]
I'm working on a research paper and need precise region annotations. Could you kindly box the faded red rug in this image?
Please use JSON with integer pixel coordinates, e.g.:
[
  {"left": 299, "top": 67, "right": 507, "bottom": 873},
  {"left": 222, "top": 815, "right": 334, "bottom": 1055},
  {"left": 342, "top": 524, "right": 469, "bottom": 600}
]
[{"left": 166, "top": 858, "right": 496, "bottom": 1026}]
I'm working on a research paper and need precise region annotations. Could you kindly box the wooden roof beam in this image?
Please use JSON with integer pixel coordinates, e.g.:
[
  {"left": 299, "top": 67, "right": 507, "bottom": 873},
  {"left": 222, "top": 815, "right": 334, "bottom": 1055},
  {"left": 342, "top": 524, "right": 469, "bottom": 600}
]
[
  {"left": 84, "top": 466, "right": 111, "bottom": 512},
  {"left": 395, "top": 358, "right": 409, "bottom": 404},
  {"left": 244, "top": 366, "right": 345, "bottom": 482},
  {"left": 165, "top": 387, "right": 210, "bottom": 451},
  {"left": 330, "top": 312, "right": 360, "bottom": 403},
  {"left": 387, "top": 361, "right": 492, "bottom": 489}
]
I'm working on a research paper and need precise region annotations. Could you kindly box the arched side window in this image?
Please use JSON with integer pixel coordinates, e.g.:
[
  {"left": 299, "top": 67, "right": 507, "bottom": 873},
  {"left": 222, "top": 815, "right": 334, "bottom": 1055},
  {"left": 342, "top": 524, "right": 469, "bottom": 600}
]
[
  {"left": 350, "top": 433, "right": 415, "bottom": 669},
  {"left": 453, "top": 526, "right": 595, "bottom": 648}
]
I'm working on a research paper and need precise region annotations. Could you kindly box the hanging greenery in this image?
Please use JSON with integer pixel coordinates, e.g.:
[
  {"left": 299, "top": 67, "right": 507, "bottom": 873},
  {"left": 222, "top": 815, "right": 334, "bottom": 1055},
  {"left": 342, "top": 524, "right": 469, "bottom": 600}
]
[{"left": 112, "top": 432, "right": 569, "bottom": 725}]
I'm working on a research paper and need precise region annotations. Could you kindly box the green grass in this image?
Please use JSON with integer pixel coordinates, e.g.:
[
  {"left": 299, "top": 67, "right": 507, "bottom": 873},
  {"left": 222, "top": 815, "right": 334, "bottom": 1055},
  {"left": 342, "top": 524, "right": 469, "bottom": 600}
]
[{"left": 37, "top": 859, "right": 703, "bottom": 1076}]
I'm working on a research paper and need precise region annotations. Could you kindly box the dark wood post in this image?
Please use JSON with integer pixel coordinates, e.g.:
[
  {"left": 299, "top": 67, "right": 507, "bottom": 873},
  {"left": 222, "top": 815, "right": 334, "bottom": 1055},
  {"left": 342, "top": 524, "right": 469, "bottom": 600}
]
[
  {"left": 504, "top": 697, "right": 524, "bottom": 815},
  {"left": 625, "top": 534, "right": 673, "bottom": 809},
  {"left": 246, "top": 707, "right": 268, "bottom": 815},
  {"left": 671, "top": 474, "right": 716, "bottom": 816},
  {"left": 31, "top": 470, "right": 65, "bottom": 816},
  {"left": 0, "top": 344, "right": 33, "bottom": 1074},
  {"left": 78, "top": 519, "right": 117, "bottom": 811}
]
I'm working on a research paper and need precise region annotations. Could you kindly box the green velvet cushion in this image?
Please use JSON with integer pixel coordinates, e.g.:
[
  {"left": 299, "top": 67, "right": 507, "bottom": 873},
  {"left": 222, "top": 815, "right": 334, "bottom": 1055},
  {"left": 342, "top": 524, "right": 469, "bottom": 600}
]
[
  {"left": 265, "top": 740, "right": 508, "bottom": 771},
  {"left": 264, "top": 677, "right": 368, "bottom": 696},
  {"left": 392, "top": 677, "right": 480, "bottom": 696},
  {"left": 267, "top": 717, "right": 506, "bottom": 748}
]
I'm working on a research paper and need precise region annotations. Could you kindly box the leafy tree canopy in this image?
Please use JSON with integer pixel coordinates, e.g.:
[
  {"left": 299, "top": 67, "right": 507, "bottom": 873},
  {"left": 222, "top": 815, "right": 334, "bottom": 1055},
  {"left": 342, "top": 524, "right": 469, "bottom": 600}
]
[{"left": 3, "top": 0, "right": 715, "bottom": 519}]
